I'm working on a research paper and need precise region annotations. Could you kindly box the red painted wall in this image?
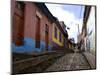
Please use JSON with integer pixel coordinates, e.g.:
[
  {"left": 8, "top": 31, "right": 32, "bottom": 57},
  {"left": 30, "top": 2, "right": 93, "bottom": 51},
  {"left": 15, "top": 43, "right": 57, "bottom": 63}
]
[{"left": 24, "top": 2, "right": 53, "bottom": 44}]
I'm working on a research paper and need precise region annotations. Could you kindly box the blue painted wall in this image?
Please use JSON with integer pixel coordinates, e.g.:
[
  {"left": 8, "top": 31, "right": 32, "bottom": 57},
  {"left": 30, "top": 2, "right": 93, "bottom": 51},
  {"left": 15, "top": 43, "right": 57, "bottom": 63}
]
[{"left": 12, "top": 37, "right": 52, "bottom": 53}]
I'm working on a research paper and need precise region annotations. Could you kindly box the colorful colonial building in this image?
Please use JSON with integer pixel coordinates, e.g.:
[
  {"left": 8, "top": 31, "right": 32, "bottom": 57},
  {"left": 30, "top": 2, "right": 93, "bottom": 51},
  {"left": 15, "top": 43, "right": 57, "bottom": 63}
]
[{"left": 12, "top": 0, "right": 68, "bottom": 54}]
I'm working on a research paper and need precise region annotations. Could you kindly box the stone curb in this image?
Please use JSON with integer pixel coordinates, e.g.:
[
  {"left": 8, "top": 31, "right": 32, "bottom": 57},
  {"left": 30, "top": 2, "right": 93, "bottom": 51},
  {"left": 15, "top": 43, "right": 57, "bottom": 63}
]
[{"left": 82, "top": 52, "right": 96, "bottom": 69}]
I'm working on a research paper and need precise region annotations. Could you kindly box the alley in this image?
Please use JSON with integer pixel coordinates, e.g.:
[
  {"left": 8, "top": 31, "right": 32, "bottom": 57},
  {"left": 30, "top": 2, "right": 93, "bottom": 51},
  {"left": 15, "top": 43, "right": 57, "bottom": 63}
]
[
  {"left": 13, "top": 48, "right": 95, "bottom": 74},
  {"left": 12, "top": 1, "right": 96, "bottom": 74}
]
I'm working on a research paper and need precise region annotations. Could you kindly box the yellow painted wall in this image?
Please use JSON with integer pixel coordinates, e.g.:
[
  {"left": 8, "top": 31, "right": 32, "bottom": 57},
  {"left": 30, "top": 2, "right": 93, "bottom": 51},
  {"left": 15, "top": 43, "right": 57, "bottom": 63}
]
[{"left": 52, "top": 23, "right": 64, "bottom": 46}]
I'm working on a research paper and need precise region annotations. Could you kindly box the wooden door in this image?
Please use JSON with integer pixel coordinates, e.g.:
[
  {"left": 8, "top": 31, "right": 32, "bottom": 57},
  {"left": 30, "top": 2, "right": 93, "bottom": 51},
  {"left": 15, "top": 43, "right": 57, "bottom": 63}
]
[
  {"left": 14, "top": 14, "right": 24, "bottom": 45},
  {"left": 35, "top": 16, "right": 40, "bottom": 48},
  {"left": 13, "top": 2, "right": 24, "bottom": 46},
  {"left": 45, "top": 24, "right": 49, "bottom": 50}
]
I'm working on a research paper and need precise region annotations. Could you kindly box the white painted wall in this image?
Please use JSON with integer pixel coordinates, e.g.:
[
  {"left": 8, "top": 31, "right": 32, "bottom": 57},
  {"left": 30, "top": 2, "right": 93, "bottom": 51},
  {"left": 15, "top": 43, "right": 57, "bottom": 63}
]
[{"left": 87, "top": 6, "right": 95, "bottom": 54}]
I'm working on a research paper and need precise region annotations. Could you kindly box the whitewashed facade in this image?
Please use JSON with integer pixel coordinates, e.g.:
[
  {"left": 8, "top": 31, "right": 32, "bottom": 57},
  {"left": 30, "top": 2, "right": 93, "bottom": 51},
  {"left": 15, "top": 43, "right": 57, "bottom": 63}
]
[{"left": 86, "top": 7, "right": 96, "bottom": 54}]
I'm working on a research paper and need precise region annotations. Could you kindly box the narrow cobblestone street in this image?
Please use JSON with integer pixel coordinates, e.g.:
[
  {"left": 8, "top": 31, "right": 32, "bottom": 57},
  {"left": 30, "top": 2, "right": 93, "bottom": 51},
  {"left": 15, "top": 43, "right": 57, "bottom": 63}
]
[
  {"left": 11, "top": 1, "right": 96, "bottom": 74},
  {"left": 45, "top": 50, "right": 91, "bottom": 72},
  {"left": 13, "top": 49, "right": 95, "bottom": 74}
]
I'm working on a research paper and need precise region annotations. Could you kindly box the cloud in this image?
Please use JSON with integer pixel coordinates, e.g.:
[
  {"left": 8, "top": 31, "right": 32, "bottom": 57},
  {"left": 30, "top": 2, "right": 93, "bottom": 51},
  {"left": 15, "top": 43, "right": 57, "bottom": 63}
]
[
  {"left": 46, "top": 4, "right": 75, "bottom": 24},
  {"left": 46, "top": 3, "right": 83, "bottom": 43}
]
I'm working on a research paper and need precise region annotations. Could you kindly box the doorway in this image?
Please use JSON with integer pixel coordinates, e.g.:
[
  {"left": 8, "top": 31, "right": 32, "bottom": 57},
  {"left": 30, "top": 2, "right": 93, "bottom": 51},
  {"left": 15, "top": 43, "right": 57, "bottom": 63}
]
[
  {"left": 13, "top": 2, "right": 25, "bottom": 46},
  {"left": 35, "top": 15, "right": 40, "bottom": 48},
  {"left": 45, "top": 24, "right": 49, "bottom": 50}
]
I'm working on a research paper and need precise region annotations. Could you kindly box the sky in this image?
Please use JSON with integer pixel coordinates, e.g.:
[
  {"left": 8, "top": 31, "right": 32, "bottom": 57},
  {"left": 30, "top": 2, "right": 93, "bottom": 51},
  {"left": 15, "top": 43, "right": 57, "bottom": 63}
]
[{"left": 45, "top": 3, "right": 85, "bottom": 43}]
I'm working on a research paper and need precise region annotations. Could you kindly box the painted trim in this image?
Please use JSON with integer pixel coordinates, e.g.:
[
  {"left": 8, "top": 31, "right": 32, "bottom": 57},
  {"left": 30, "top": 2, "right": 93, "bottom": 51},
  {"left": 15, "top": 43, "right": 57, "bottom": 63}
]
[{"left": 52, "top": 23, "right": 64, "bottom": 46}]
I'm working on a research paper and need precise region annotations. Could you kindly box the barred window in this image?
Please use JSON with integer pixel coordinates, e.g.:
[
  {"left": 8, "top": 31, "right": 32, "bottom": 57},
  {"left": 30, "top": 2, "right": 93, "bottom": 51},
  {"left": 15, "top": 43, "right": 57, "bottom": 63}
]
[
  {"left": 54, "top": 27, "right": 57, "bottom": 39},
  {"left": 45, "top": 24, "right": 49, "bottom": 33},
  {"left": 59, "top": 32, "right": 62, "bottom": 42}
]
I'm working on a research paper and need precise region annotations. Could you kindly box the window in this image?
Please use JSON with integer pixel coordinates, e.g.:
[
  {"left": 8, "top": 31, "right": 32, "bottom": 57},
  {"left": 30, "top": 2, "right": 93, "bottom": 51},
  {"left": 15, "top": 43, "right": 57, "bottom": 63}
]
[
  {"left": 54, "top": 27, "right": 57, "bottom": 39},
  {"left": 45, "top": 24, "right": 49, "bottom": 33},
  {"left": 59, "top": 32, "right": 62, "bottom": 42}
]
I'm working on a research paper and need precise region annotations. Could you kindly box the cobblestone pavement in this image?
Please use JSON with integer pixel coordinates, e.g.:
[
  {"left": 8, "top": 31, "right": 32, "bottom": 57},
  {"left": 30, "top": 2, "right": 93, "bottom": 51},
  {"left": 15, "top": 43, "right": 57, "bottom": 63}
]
[{"left": 45, "top": 51, "right": 91, "bottom": 72}]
